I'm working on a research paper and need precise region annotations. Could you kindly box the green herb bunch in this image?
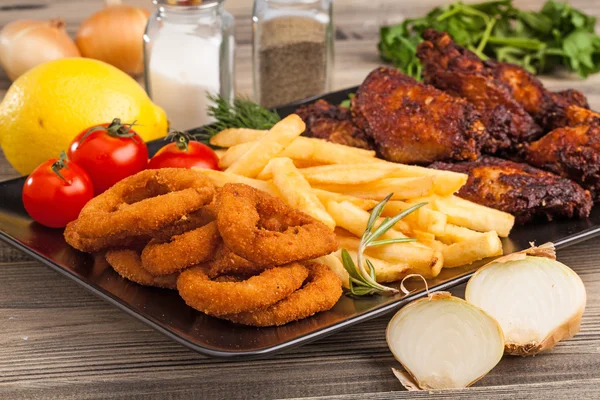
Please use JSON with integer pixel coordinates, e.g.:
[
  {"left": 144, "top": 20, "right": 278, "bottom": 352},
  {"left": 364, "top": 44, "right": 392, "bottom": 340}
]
[
  {"left": 195, "top": 94, "right": 281, "bottom": 143},
  {"left": 379, "top": 0, "right": 600, "bottom": 79},
  {"left": 342, "top": 194, "right": 427, "bottom": 297}
]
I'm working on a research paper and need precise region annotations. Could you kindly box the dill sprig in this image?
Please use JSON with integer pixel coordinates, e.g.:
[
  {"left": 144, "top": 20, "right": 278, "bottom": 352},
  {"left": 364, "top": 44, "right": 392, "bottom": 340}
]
[
  {"left": 196, "top": 94, "right": 281, "bottom": 142},
  {"left": 342, "top": 194, "right": 427, "bottom": 297}
]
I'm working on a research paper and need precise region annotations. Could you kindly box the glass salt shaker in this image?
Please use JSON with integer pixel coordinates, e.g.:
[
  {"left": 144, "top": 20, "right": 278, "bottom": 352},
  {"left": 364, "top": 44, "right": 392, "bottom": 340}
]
[
  {"left": 252, "top": 0, "right": 334, "bottom": 108},
  {"left": 144, "top": 0, "right": 235, "bottom": 131}
]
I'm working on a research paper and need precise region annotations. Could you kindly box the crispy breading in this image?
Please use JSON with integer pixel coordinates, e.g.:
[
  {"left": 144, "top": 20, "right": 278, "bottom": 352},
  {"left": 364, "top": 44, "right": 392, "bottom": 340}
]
[
  {"left": 417, "top": 29, "right": 543, "bottom": 153},
  {"left": 525, "top": 124, "right": 600, "bottom": 201},
  {"left": 350, "top": 67, "right": 484, "bottom": 164},
  {"left": 295, "top": 99, "right": 374, "bottom": 150},
  {"left": 430, "top": 156, "right": 592, "bottom": 224}
]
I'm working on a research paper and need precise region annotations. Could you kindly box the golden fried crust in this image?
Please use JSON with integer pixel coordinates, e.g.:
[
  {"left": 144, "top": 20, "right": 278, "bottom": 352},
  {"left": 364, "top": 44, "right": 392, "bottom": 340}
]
[
  {"left": 216, "top": 184, "right": 338, "bottom": 266},
  {"left": 222, "top": 263, "right": 342, "bottom": 327},
  {"left": 564, "top": 106, "right": 600, "bottom": 126},
  {"left": 525, "top": 124, "right": 600, "bottom": 201},
  {"left": 430, "top": 156, "right": 593, "bottom": 223},
  {"left": 295, "top": 99, "right": 374, "bottom": 150},
  {"left": 417, "top": 29, "right": 543, "bottom": 152},
  {"left": 177, "top": 263, "right": 309, "bottom": 317},
  {"left": 64, "top": 169, "right": 216, "bottom": 252},
  {"left": 141, "top": 221, "right": 221, "bottom": 276},
  {"left": 351, "top": 67, "right": 484, "bottom": 164},
  {"left": 106, "top": 249, "right": 179, "bottom": 289}
]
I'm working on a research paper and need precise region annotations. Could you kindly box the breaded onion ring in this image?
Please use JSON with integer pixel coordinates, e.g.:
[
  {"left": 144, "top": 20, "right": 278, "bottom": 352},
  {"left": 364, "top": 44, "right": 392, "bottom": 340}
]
[
  {"left": 216, "top": 184, "right": 338, "bottom": 266},
  {"left": 106, "top": 249, "right": 178, "bottom": 289},
  {"left": 177, "top": 263, "right": 309, "bottom": 316},
  {"left": 141, "top": 221, "right": 221, "bottom": 276},
  {"left": 223, "top": 263, "right": 342, "bottom": 326},
  {"left": 203, "top": 242, "right": 266, "bottom": 278},
  {"left": 65, "top": 169, "right": 215, "bottom": 252}
]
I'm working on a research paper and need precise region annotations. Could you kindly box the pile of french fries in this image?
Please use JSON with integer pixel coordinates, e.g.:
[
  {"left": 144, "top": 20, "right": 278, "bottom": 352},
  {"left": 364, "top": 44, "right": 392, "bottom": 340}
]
[{"left": 199, "top": 114, "right": 515, "bottom": 287}]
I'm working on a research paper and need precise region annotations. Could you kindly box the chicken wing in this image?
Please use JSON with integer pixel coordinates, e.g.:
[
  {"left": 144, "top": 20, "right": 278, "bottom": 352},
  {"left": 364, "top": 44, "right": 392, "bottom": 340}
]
[
  {"left": 430, "top": 156, "right": 592, "bottom": 223},
  {"left": 350, "top": 67, "right": 485, "bottom": 164},
  {"left": 417, "top": 29, "right": 543, "bottom": 153},
  {"left": 295, "top": 99, "right": 373, "bottom": 150},
  {"left": 524, "top": 123, "right": 600, "bottom": 201}
]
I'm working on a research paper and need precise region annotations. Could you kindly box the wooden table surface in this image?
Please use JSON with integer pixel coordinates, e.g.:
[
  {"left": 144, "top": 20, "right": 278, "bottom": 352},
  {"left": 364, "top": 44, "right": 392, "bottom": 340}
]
[{"left": 1, "top": 0, "right": 600, "bottom": 399}]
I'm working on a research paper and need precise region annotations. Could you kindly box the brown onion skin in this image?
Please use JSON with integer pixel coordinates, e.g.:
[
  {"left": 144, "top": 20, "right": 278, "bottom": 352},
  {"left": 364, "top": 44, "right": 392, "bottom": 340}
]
[
  {"left": 0, "top": 19, "right": 80, "bottom": 81},
  {"left": 76, "top": 4, "right": 150, "bottom": 76}
]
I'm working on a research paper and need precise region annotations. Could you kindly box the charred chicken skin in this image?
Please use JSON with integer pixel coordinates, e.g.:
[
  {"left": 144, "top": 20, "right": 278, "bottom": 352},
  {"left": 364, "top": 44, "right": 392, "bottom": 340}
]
[
  {"left": 417, "top": 29, "right": 543, "bottom": 153},
  {"left": 295, "top": 99, "right": 374, "bottom": 150},
  {"left": 525, "top": 123, "right": 600, "bottom": 201},
  {"left": 350, "top": 67, "right": 485, "bottom": 164},
  {"left": 430, "top": 156, "right": 592, "bottom": 224}
]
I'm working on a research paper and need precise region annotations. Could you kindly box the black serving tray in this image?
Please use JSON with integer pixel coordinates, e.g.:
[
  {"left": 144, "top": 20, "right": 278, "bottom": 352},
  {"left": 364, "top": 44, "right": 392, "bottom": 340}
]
[{"left": 1, "top": 87, "right": 600, "bottom": 360}]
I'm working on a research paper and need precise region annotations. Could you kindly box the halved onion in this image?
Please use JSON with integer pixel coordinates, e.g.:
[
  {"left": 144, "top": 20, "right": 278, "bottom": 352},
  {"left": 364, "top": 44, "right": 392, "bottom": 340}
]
[
  {"left": 465, "top": 244, "right": 586, "bottom": 356},
  {"left": 387, "top": 292, "right": 504, "bottom": 390}
]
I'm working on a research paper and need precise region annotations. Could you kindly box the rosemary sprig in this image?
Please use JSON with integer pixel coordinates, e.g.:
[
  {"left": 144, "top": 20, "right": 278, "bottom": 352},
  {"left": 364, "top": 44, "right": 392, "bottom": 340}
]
[
  {"left": 196, "top": 93, "right": 281, "bottom": 142},
  {"left": 342, "top": 194, "right": 427, "bottom": 297}
]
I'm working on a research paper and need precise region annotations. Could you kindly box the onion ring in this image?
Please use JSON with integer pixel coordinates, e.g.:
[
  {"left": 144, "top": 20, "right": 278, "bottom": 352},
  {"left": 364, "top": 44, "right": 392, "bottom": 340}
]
[
  {"left": 203, "top": 242, "right": 266, "bottom": 278},
  {"left": 177, "top": 263, "right": 309, "bottom": 316},
  {"left": 65, "top": 169, "right": 215, "bottom": 252},
  {"left": 141, "top": 221, "right": 221, "bottom": 276},
  {"left": 105, "top": 249, "right": 179, "bottom": 289},
  {"left": 216, "top": 184, "right": 338, "bottom": 265},
  {"left": 223, "top": 263, "right": 342, "bottom": 326}
]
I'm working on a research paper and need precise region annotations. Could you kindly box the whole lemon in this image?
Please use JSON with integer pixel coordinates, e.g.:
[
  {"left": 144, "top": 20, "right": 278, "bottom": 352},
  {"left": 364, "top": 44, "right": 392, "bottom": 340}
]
[{"left": 0, "top": 58, "right": 168, "bottom": 174}]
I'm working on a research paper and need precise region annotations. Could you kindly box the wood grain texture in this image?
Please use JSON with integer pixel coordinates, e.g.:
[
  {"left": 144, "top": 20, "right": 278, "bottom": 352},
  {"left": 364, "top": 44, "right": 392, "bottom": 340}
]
[{"left": 1, "top": 0, "right": 600, "bottom": 399}]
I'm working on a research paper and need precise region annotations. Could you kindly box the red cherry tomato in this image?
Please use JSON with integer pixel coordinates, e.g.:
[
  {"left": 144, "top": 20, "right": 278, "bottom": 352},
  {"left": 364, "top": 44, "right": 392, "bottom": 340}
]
[
  {"left": 22, "top": 153, "right": 94, "bottom": 228},
  {"left": 148, "top": 131, "right": 219, "bottom": 170},
  {"left": 68, "top": 118, "right": 148, "bottom": 194}
]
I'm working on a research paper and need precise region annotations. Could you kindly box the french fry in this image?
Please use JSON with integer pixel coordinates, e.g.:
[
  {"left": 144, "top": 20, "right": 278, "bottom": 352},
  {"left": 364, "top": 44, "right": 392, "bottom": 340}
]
[
  {"left": 442, "top": 231, "right": 503, "bottom": 268},
  {"left": 298, "top": 163, "right": 396, "bottom": 185},
  {"left": 269, "top": 158, "right": 335, "bottom": 229},
  {"left": 214, "top": 149, "right": 227, "bottom": 160},
  {"left": 218, "top": 142, "right": 253, "bottom": 169},
  {"left": 315, "top": 177, "right": 435, "bottom": 201},
  {"left": 433, "top": 195, "right": 515, "bottom": 237},
  {"left": 313, "top": 189, "right": 378, "bottom": 210},
  {"left": 209, "top": 128, "right": 267, "bottom": 148},
  {"left": 328, "top": 201, "right": 443, "bottom": 277},
  {"left": 192, "top": 168, "right": 280, "bottom": 197},
  {"left": 314, "top": 253, "right": 349, "bottom": 288},
  {"left": 367, "top": 160, "right": 468, "bottom": 196},
  {"left": 226, "top": 114, "right": 305, "bottom": 177},
  {"left": 437, "top": 224, "right": 483, "bottom": 245},
  {"left": 381, "top": 200, "right": 447, "bottom": 236},
  {"left": 332, "top": 249, "right": 411, "bottom": 284}
]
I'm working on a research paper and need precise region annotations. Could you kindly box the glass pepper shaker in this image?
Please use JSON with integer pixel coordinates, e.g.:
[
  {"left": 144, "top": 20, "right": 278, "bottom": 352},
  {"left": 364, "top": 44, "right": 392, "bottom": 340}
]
[
  {"left": 144, "top": 0, "right": 235, "bottom": 131},
  {"left": 252, "top": 0, "right": 334, "bottom": 108}
]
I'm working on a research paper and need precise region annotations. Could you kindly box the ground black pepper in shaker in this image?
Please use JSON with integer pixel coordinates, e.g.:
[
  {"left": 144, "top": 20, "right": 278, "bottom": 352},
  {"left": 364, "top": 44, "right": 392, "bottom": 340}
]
[{"left": 253, "top": 0, "right": 333, "bottom": 108}]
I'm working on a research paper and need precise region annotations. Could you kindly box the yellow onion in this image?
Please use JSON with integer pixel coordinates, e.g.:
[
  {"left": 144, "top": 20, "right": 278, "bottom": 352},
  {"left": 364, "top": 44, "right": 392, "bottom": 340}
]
[
  {"left": 387, "top": 291, "right": 505, "bottom": 390},
  {"left": 0, "top": 19, "right": 80, "bottom": 81},
  {"left": 76, "top": 0, "right": 150, "bottom": 76},
  {"left": 465, "top": 243, "right": 586, "bottom": 356}
]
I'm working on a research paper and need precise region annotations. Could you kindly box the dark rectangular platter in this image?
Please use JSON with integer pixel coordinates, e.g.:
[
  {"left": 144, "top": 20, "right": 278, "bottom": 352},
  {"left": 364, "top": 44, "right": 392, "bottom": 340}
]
[{"left": 1, "top": 86, "right": 600, "bottom": 360}]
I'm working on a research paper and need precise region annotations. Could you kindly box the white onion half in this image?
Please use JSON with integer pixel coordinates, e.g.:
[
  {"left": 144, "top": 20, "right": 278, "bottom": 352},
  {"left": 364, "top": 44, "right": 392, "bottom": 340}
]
[
  {"left": 387, "top": 292, "right": 504, "bottom": 390},
  {"left": 466, "top": 254, "right": 586, "bottom": 356}
]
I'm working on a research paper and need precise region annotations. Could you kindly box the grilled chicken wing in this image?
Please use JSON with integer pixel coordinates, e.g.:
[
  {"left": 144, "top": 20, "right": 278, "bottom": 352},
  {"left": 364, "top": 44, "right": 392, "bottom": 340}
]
[
  {"left": 350, "top": 67, "right": 485, "bottom": 164},
  {"left": 430, "top": 156, "right": 592, "bottom": 223},
  {"left": 525, "top": 123, "right": 600, "bottom": 201},
  {"left": 295, "top": 99, "right": 373, "bottom": 150},
  {"left": 417, "top": 29, "right": 543, "bottom": 153}
]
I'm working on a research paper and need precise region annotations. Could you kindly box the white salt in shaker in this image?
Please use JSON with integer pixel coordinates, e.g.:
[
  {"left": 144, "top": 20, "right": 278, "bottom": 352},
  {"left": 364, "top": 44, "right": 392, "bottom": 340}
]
[{"left": 144, "top": 0, "right": 235, "bottom": 131}]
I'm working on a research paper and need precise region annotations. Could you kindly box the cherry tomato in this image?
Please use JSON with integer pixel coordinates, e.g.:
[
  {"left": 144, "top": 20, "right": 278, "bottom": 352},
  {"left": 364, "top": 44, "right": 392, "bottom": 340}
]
[
  {"left": 22, "top": 153, "right": 94, "bottom": 228},
  {"left": 148, "top": 131, "right": 219, "bottom": 170},
  {"left": 68, "top": 118, "right": 148, "bottom": 194}
]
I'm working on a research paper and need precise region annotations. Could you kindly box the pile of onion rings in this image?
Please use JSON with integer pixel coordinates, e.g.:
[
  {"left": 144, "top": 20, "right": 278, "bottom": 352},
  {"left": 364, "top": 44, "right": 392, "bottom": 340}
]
[{"left": 64, "top": 170, "right": 342, "bottom": 326}]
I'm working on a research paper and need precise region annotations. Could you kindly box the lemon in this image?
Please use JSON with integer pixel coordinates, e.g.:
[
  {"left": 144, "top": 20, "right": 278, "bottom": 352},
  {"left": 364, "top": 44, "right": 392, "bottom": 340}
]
[{"left": 0, "top": 58, "right": 168, "bottom": 174}]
